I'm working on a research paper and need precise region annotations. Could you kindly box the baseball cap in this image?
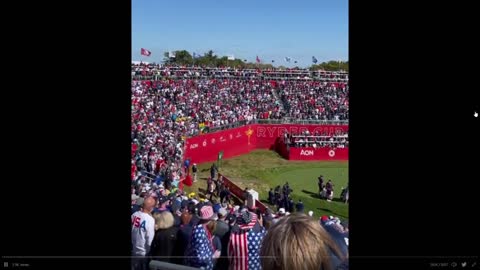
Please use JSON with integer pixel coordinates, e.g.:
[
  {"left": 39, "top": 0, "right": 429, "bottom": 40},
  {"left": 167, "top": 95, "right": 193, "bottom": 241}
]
[
  {"left": 158, "top": 195, "right": 170, "bottom": 204},
  {"left": 278, "top": 208, "right": 286, "bottom": 215},
  {"left": 237, "top": 211, "right": 252, "bottom": 225},
  {"left": 321, "top": 215, "right": 330, "bottom": 222}
]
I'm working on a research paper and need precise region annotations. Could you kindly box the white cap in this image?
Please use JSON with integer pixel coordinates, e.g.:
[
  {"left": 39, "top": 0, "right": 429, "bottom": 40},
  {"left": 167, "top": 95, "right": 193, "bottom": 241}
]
[
  {"left": 308, "top": 211, "right": 313, "bottom": 217},
  {"left": 278, "top": 208, "right": 286, "bottom": 215}
]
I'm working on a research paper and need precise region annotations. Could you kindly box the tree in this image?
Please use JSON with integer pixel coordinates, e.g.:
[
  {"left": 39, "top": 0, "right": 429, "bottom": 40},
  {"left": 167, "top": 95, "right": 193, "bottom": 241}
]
[
  {"left": 216, "top": 56, "right": 228, "bottom": 67},
  {"left": 309, "top": 61, "right": 349, "bottom": 71},
  {"left": 163, "top": 50, "right": 193, "bottom": 65}
]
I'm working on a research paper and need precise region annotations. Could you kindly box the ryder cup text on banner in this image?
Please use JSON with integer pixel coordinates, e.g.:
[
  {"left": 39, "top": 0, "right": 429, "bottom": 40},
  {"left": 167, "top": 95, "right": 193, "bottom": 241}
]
[{"left": 184, "top": 124, "right": 348, "bottom": 163}]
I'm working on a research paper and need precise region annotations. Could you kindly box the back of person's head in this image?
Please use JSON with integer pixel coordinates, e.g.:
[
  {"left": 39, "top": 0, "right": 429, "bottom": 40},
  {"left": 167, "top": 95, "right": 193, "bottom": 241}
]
[
  {"left": 153, "top": 211, "right": 174, "bottom": 230},
  {"left": 263, "top": 218, "right": 272, "bottom": 230},
  {"left": 187, "top": 202, "right": 196, "bottom": 214},
  {"left": 260, "top": 214, "right": 345, "bottom": 270}
]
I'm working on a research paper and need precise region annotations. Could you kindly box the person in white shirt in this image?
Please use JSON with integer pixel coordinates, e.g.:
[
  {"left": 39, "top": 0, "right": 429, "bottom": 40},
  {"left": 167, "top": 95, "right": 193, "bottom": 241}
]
[{"left": 131, "top": 196, "right": 156, "bottom": 270}]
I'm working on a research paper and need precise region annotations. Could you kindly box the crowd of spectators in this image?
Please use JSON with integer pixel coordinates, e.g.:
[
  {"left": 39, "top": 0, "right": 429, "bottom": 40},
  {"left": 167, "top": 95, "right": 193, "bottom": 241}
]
[
  {"left": 283, "top": 130, "right": 349, "bottom": 148},
  {"left": 132, "top": 80, "right": 188, "bottom": 189},
  {"left": 131, "top": 77, "right": 289, "bottom": 185},
  {"left": 278, "top": 81, "right": 349, "bottom": 121},
  {"left": 131, "top": 173, "right": 349, "bottom": 270},
  {"left": 133, "top": 79, "right": 282, "bottom": 134}
]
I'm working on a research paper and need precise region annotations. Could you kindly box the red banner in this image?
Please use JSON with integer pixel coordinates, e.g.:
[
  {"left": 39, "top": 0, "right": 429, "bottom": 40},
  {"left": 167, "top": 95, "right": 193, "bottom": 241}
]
[
  {"left": 184, "top": 125, "right": 257, "bottom": 164},
  {"left": 288, "top": 147, "right": 348, "bottom": 161},
  {"left": 184, "top": 124, "right": 348, "bottom": 164}
]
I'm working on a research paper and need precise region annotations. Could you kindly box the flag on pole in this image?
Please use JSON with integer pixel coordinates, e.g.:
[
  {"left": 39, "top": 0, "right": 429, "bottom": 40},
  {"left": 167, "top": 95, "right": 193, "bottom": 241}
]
[
  {"left": 141, "top": 48, "right": 151, "bottom": 56},
  {"left": 256, "top": 56, "right": 261, "bottom": 63},
  {"left": 169, "top": 51, "right": 176, "bottom": 58},
  {"left": 227, "top": 55, "right": 235, "bottom": 60},
  {"left": 294, "top": 61, "right": 297, "bottom": 64},
  {"left": 271, "top": 60, "right": 275, "bottom": 63},
  {"left": 312, "top": 56, "right": 318, "bottom": 64},
  {"left": 285, "top": 57, "right": 291, "bottom": 63}
]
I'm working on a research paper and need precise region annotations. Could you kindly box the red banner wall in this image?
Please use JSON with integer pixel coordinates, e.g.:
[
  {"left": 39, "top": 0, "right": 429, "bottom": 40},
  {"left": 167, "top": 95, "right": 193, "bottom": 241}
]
[
  {"left": 288, "top": 147, "right": 348, "bottom": 161},
  {"left": 184, "top": 124, "right": 349, "bottom": 164},
  {"left": 184, "top": 125, "right": 257, "bottom": 164}
]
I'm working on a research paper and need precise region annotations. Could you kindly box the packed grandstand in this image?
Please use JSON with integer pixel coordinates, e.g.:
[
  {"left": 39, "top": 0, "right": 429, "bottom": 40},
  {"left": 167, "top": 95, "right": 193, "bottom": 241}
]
[{"left": 131, "top": 63, "right": 349, "bottom": 270}]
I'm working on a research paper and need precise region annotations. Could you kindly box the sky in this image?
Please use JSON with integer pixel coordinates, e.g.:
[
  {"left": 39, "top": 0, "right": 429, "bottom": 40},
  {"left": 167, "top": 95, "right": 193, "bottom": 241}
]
[{"left": 132, "top": 0, "right": 348, "bottom": 68}]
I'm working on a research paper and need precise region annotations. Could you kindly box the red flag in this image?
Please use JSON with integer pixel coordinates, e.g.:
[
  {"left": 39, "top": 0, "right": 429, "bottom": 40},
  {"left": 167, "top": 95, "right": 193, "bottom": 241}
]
[
  {"left": 183, "top": 174, "right": 193, "bottom": 188},
  {"left": 256, "top": 56, "right": 261, "bottom": 63},
  {"left": 141, "top": 48, "right": 151, "bottom": 56}
]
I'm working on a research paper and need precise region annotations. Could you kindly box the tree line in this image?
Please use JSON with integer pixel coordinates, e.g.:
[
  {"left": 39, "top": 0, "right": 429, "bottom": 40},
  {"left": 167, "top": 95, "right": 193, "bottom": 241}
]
[{"left": 162, "top": 50, "right": 348, "bottom": 71}]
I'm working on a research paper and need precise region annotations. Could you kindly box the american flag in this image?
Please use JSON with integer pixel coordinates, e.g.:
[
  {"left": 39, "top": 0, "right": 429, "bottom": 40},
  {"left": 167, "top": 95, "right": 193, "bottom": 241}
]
[
  {"left": 228, "top": 213, "right": 266, "bottom": 270},
  {"left": 185, "top": 224, "right": 215, "bottom": 270},
  {"left": 140, "top": 48, "right": 151, "bottom": 56}
]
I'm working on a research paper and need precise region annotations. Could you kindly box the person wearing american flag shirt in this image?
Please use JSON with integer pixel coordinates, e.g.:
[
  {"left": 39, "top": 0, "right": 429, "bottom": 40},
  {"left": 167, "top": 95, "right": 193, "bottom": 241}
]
[
  {"left": 184, "top": 205, "right": 221, "bottom": 269},
  {"left": 228, "top": 209, "right": 266, "bottom": 270}
]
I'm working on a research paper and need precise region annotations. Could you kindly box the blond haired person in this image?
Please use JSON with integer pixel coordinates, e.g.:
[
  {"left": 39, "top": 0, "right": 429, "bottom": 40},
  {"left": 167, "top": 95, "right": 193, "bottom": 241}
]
[
  {"left": 260, "top": 214, "right": 348, "bottom": 270},
  {"left": 149, "top": 211, "right": 178, "bottom": 263}
]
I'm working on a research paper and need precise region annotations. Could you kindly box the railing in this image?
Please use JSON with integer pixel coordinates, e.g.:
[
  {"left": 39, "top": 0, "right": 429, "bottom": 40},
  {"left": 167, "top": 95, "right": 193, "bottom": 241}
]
[
  {"left": 132, "top": 75, "right": 157, "bottom": 81},
  {"left": 149, "top": 260, "right": 199, "bottom": 270},
  {"left": 185, "top": 120, "right": 252, "bottom": 137},
  {"left": 291, "top": 135, "right": 348, "bottom": 138},
  {"left": 205, "top": 120, "right": 252, "bottom": 133},
  {"left": 132, "top": 73, "right": 349, "bottom": 82},
  {"left": 255, "top": 119, "right": 348, "bottom": 125}
]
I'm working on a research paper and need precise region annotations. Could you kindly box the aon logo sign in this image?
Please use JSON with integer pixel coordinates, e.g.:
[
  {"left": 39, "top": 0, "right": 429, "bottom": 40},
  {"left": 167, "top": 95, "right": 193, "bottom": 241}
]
[{"left": 300, "top": 150, "right": 314, "bottom": 156}]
